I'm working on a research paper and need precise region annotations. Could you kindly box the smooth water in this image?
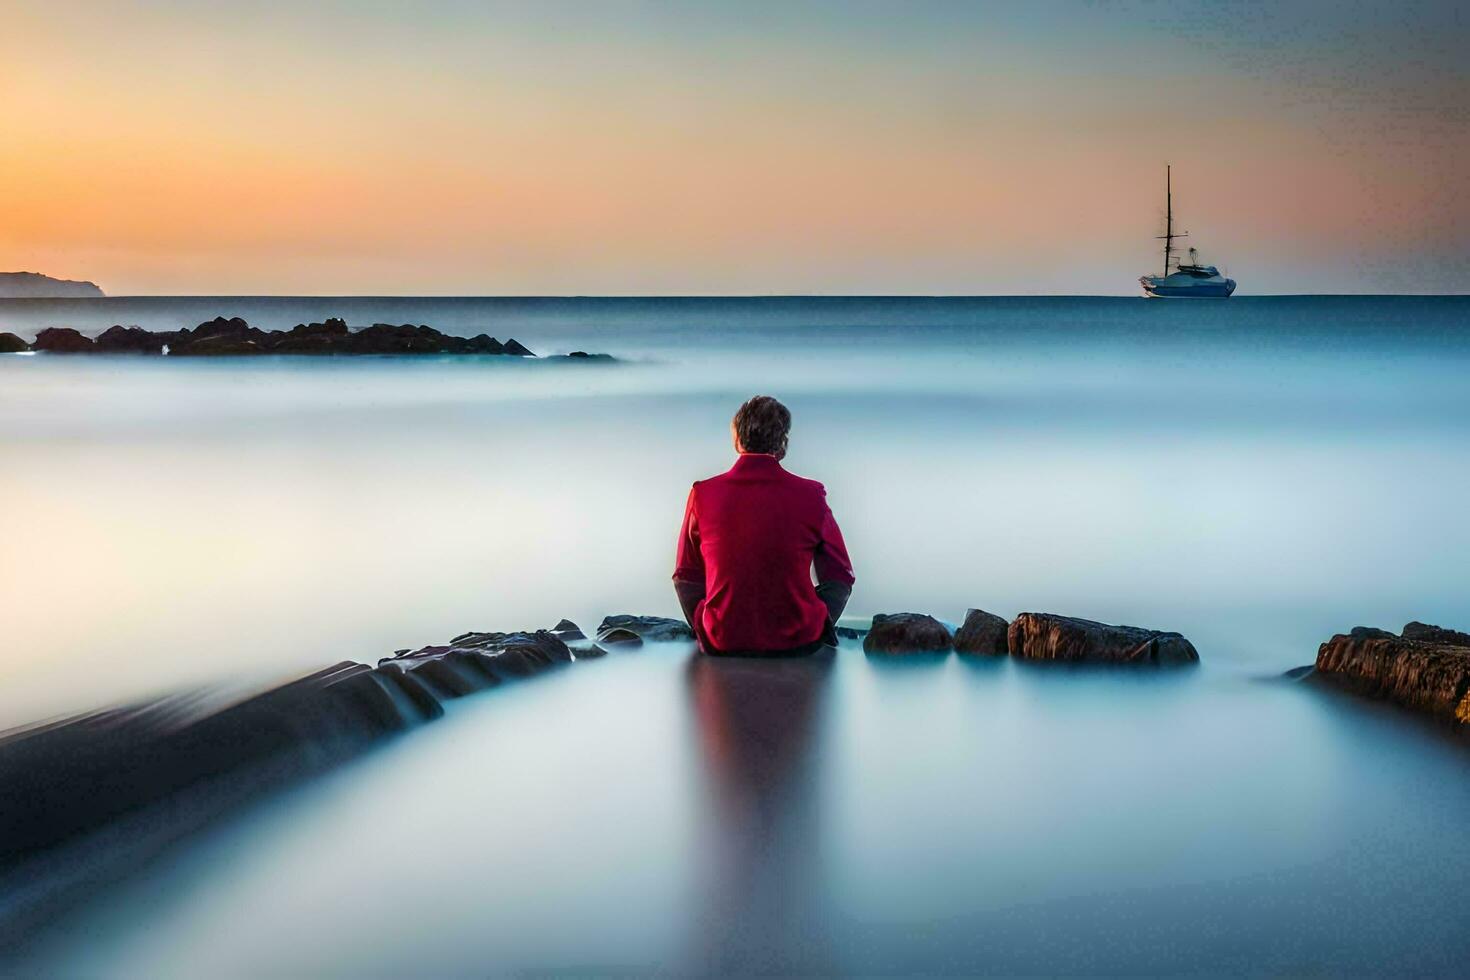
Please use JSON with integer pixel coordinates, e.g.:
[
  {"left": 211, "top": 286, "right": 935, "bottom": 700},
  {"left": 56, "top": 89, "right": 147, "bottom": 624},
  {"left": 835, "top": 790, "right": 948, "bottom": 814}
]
[{"left": 2, "top": 296, "right": 1468, "bottom": 974}]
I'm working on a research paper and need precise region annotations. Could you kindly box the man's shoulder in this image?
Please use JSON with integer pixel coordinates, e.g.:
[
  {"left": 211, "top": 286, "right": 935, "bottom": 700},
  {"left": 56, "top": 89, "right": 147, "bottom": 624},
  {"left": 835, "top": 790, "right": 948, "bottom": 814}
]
[{"left": 777, "top": 467, "right": 828, "bottom": 497}]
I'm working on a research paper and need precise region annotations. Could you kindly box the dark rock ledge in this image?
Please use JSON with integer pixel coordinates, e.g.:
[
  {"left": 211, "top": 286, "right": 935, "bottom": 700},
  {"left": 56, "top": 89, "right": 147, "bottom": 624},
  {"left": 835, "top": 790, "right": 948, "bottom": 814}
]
[
  {"left": 1304, "top": 621, "right": 1470, "bottom": 727},
  {"left": 7, "top": 316, "right": 614, "bottom": 359},
  {"left": 856, "top": 608, "right": 1198, "bottom": 665},
  {"left": 0, "top": 614, "right": 660, "bottom": 941}
]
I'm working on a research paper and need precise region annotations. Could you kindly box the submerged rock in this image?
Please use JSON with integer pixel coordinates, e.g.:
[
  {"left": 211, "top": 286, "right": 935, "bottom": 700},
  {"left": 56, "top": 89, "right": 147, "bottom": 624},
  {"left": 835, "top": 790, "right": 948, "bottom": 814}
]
[
  {"left": 596, "top": 627, "right": 643, "bottom": 648},
  {"left": 31, "top": 327, "right": 94, "bottom": 352},
  {"left": 0, "top": 332, "right": 29, "bottom": 353},
  {"left": 863, "top": 613, "right": 954, "bottom": 654},
  {"left": 1007, "top": 613, "right": 1199, "bottom": 665},
  {"left": 1313, "top": 622, "right": 1470, "bottom": 726},
  {"left": 597, "top": 614, "right": 695, "bottom": 642},
  {"left": 954, "top": 608, "right": 1009, "bottom": 655}
]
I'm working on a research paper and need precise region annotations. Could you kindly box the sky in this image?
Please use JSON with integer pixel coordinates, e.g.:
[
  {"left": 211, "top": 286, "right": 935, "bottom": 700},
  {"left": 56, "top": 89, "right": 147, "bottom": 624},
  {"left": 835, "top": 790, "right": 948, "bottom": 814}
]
[{"left": 1, "top": 0, "right": 1466, "bottom": 295}]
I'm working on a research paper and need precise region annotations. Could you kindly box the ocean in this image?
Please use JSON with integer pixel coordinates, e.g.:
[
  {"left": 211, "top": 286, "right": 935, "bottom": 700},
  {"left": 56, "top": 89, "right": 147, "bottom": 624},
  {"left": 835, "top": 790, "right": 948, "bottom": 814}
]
[{"left": 2, "top": 295, "right": 1468, "bottom": 974}]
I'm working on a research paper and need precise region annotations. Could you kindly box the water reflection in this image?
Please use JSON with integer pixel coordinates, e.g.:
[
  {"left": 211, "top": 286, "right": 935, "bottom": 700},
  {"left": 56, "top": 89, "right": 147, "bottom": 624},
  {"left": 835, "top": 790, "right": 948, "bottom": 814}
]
[{"left": 684, "top": 651, "right": 835, "bottom": 975}]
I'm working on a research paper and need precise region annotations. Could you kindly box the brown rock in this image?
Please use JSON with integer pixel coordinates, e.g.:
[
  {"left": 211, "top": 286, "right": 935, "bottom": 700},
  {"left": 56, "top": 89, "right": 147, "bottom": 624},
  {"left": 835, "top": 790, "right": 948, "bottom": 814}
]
[
  {"left": 1007, "top": 612, "right": 1199, "bottom": 665},
  {"left": 954, "top": 608, "right": 1009, "bottom": 655},
  {"left": 1314, "top": 625, "right": 1470, "bottom": 725},
  {"left": 0, "top": 332, "right": 31, "bottom": 353},
  {"left": 863, "top": 613, "right": 953, "bottom": 654}
]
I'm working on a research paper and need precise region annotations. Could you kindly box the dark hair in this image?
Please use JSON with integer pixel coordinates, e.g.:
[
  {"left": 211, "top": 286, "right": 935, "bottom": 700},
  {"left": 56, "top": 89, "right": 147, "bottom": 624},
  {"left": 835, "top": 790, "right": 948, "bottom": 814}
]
[{"left": 733, "top": 395, "right": 791, "bottom": 459}]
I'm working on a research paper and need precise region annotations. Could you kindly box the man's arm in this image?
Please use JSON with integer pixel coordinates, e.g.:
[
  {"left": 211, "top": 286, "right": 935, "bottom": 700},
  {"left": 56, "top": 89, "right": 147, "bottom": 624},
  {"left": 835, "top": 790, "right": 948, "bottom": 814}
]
[
  {"left": 672, "top": 486, "right": 705, "bottom": 629},
  {"left": 813, "top": 490, "right": 856, "bottom": 623}
]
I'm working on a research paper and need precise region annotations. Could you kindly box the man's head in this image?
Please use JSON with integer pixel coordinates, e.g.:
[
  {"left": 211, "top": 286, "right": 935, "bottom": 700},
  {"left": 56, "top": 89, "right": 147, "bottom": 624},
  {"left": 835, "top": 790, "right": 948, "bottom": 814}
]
[{"left": 731, "top": 395, "right": 791, "bottom": 460}]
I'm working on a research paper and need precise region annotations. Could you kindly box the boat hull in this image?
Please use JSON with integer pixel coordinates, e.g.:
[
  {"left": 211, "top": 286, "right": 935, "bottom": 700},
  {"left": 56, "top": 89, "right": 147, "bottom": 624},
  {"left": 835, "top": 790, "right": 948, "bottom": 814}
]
[{"left": 1139, "top": 275, "right": 1237, "bottom": 298}]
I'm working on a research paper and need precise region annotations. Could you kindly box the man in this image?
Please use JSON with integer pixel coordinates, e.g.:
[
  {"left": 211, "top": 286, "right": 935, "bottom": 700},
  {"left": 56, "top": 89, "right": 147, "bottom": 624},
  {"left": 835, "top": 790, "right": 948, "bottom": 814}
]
[{"left": 673, "top": 395, "right": 855, "bottom": 656}]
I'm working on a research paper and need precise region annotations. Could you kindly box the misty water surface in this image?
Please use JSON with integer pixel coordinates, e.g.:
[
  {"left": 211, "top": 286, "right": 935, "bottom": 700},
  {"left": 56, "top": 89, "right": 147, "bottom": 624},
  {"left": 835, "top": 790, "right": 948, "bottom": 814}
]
[{"left": 2, "top": 297, "right": 1468, "bottom": 974}]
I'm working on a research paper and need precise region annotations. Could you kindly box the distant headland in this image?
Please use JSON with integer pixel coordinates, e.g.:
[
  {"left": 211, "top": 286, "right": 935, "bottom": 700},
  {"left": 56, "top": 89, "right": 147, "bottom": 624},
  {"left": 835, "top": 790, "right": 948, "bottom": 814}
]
[{"left": 0, "top": 272, "right": 105, "bottom": 299}]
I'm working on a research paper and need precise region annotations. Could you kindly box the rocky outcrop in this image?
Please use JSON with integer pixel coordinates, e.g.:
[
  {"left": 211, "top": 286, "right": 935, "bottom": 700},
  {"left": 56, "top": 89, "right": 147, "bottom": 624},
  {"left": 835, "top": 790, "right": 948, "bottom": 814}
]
[
  {"left": 954, "top": 608, "right": 1009, "bottom": 655},
  {"left": 1007, "top": 613, "right": 1199, "bottom": 665},
  {"left": 597, "top": 614, "right": 694, "bottom": 642},
  {"left": 0, "top": 614, "right": 635, "bottom": 938},
  {"left": 18, "top": 315, "right": 597, "bottom": 359},
  {"left": 0, "top": 271, "right": 104, "bottom": 298},
  {"left": 30, "top": 327, "right": 94, "bottom": 352},
  {"left": 863, "top": 613, "right": 954, "bottom": 654},
  {"left": 0, "top": 332, "right": 29, "bottom": 353},
  {"left": 1312, "top": 622, "right": 1470, "bottom": 726}
]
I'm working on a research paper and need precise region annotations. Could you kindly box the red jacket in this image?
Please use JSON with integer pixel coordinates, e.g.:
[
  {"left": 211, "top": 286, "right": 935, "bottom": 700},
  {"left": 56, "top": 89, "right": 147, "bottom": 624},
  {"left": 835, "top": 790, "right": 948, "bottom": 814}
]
[{"left": 673, "top": 453, "right": 855, "bottom": 653}]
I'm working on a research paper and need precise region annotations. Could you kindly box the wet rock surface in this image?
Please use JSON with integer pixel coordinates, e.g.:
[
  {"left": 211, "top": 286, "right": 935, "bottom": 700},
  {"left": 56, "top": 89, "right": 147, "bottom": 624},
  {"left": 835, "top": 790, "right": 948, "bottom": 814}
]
[
  {"left": 598, "top": 614, "right": 695, "bottom": 642},
  {"left": 1008, "top": 613, "right": 1199, "bottom": 665},
  {"left": 954, "top": 608, "right": 1009, "bottom": 655},
  {"left": 863, "top": 613, "right": 954, "bottom": 654},
  {"left": 0, "top": 332, "right": 30, "bottom": 353},
  {"left": 13, "top": 316, "right": 613, "bottom": 359},
  {"left": 0, "top": 615, "right": 646, "bottom": 939},
  {"left": 1313, "top": 621, "right": 1470, "bottom": 726}
]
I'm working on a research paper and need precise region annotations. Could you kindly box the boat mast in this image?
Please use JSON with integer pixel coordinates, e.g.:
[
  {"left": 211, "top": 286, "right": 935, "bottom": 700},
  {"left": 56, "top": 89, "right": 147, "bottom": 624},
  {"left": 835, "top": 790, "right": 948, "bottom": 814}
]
[
  {"left": 1163, "top": 165, "right": 1172, "bottom": 276},
  {"left": 1155, "top": 164, "right": 1187, "bottom": 276}
]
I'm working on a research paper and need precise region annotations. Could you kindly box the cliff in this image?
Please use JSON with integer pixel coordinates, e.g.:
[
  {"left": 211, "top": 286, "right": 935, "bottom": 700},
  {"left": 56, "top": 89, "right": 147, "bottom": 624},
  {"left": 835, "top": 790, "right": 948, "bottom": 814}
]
[{"left": 0, "top": 272, "right": 105, "bottom": 299}]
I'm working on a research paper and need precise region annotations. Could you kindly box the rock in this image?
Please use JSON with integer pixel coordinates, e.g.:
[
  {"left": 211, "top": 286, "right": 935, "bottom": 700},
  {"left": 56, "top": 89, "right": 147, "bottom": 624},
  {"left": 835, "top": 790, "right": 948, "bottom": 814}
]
[
  {"left": 464, "top": 334, "right": 505, "bottom": 354},
  {"left": 954, "top": 608, "right": 1009, "bottom": 655},
  {"left": 1282, "top": 665, "right": 1316, "bottom": 680},
  {"left": 863, "top": 613, "right": 954, "bottom": 654},
  {"left": 266, "top": 319, "right": 351, "bottom": 353},
  {"left": 1, "top": 316, "right": 604, "bottom": 359},
  {"left": 95, "top": 325, "right": 164, "bottom": 354},
  {"left": 834, "top": 625, "right": 869, "bottom": 641},
  {"left": 1401, "top": 621, "right": 1470, "bottom": 648},
  {"left": 350, "top": 322, "right": 450, "bottom": 354},
  {"left": 597, "top": 614, "right": 695, "bottom": 642},
  {"left": 549, "top": 618, "right": 586, "bottom": 641},
  {"left": 31, "top": 327, "right": 95, "bottom": 352},
  {"left": 168, "top": 317, "right": 275, "bottom": 355},
  {"left": 1007, "top": 613, "right": 1199, "bottom": 665},
  {"left": 596, "top": 627, "right": 643, "bottom": 647},
  {"left": 1350, "top": 626, "right": 1397, "bottom": 640},
  {"left": 171, "top": 335, "right": 269, "bottom": 356},
  {"left": 1313, "top": 624, "right": 1470, "bottom": 725}
]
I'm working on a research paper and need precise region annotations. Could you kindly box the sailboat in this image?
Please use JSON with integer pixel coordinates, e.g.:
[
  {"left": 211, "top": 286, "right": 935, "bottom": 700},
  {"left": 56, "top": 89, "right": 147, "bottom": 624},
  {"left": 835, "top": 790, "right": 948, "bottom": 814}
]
[{"left": 1139, "top": 166, "right": 1236, "bottom": 298}]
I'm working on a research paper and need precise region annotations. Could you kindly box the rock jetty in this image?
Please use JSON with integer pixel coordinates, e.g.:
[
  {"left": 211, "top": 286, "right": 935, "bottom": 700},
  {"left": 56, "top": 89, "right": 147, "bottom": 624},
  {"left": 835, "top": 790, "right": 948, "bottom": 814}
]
[
  {"left": 854, "top": 608, "right": 1198, "bottom": 664},
  {"left": 0, "top": 614, "right": 659, "bottom": 939},
  {"left": 1310, "top": 621, "right": 1470, "bottom": 727},
  {"left": 0, "top": 316, "right": 612, "bottom": 359}
]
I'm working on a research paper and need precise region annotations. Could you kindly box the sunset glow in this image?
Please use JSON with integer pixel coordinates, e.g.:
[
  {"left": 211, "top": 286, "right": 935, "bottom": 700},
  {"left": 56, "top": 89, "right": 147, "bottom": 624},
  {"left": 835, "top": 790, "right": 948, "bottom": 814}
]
[{"left": 3, "top": 0, "right": 1466, "bottom": 294}]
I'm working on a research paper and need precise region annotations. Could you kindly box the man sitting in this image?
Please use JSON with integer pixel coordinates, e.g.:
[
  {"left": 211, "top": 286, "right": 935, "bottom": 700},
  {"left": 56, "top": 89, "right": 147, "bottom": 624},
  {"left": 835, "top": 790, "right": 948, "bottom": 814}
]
[{"left": 673, "top": 395, "right": 855, "bottom": 656}]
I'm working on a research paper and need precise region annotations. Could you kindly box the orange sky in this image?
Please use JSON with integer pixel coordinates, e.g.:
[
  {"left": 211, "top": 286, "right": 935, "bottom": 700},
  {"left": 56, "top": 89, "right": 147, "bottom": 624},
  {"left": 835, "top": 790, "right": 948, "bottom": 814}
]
[{"left": 3, "top": 1, "right": 1466, "bottom": 294}]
